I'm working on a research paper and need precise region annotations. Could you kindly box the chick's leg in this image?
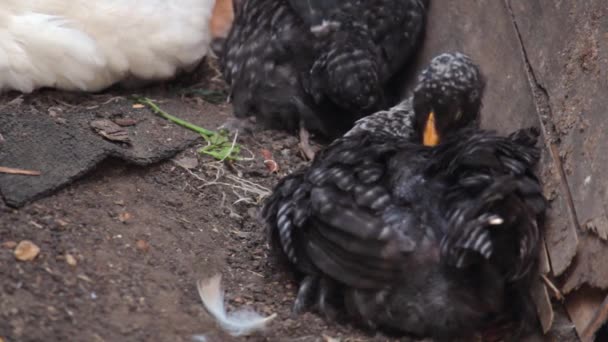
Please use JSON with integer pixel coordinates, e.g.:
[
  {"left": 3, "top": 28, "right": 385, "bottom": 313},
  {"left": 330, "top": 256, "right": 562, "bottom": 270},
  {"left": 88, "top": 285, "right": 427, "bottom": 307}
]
[
  {"left": 317, "top": 277, "right": 337, "bottom": 320},
  {"left": 219, "top": 117, "right": 256, "bottom": 134},
  {"left": 292, "top": 276, "right": 318, "bottom": 314},
  {"left": 299, "top": 124, "right": 316, "bottom": 160}
]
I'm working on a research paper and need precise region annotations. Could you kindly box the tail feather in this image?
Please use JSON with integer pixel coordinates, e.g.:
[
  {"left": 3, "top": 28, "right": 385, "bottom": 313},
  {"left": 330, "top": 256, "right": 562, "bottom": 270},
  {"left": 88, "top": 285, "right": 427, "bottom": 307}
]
[
  {"left": 310, "top": 21, "right": 383, "bottom": 113},
  {"left": 261, "top": 172, "right": 311, "bottom": 269}
]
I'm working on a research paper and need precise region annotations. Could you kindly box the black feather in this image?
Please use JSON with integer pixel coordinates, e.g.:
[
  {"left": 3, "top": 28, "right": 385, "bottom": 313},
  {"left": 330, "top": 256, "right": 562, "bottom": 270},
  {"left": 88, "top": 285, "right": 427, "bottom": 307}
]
[
  {"left": 262, "top": 53, "right": 546, "bottom": 339},
  {"left": 221, "top": 0, "right": 429, "bottom": 138}
]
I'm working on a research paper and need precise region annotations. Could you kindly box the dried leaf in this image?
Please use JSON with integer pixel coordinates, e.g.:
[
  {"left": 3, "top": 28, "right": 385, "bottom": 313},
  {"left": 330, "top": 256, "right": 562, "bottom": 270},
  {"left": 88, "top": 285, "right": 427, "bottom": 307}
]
[
  {"left": 113, "top": 118, "right": 138, "bottom": 126},
  {"left": 261, "top": 149, "right": 279, "bottom": 173},
  {"left": 90, "top": 119, "right": 131, "bottom": 144},
  {"left": 14, "top": 240, "right": 40, "bottom": 261},
  {"left": 581, "top": 294, "right": 608, "bottom": 342},
  {"left": 561, "top": 233, "right": 608, "bottom": 293},
  {"left": 565, "top": 287, "right": 606, "bottom": 341}
]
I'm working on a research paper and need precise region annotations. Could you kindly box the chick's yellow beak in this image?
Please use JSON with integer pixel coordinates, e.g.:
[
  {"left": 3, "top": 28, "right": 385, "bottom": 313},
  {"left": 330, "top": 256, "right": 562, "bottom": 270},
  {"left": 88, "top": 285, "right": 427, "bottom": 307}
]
[{"left": 423, "top": 111, "right": 440, "bottom": 146}]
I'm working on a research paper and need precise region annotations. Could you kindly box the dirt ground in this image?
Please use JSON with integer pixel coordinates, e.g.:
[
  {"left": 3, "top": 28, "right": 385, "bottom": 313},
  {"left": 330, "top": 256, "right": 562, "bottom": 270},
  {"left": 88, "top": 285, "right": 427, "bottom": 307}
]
[
  {"left": 0, "top": 63, "right": 406, "bottom": 342},
  {"left": 4, "top": 1, "right": 607, "bottom": 341}
]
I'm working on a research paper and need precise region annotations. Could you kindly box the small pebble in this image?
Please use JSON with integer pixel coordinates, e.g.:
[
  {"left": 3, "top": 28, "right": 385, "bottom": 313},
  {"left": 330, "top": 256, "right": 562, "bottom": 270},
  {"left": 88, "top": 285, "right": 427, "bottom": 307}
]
[
  {"left": 136, "top": 240, "right": 150, "bottom": 252},
  {"left": 14, "top": 240, "right": 40, "bottom": 261},
  {"left": 118, "top": 212, "right": 132, "bottom": 223},
  {"left": 1, "top": 241, "right": 17, "bottom": 249},
  {"left": 65, "top": 253, "right": 77, "bottom": 266}
]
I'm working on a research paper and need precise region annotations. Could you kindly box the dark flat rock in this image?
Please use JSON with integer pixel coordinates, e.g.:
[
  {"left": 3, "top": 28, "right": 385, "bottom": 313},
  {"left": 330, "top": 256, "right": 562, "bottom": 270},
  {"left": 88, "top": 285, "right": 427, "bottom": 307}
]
[{"left": 0, "top": 94, "right": 228, "bottom": 207}]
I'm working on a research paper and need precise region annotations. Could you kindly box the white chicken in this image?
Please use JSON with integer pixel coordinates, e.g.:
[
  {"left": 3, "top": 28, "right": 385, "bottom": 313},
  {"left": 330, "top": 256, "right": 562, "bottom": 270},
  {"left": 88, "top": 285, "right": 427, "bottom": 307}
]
[{"left": 0, "top": 0, "right": 217, "bottom": 93}]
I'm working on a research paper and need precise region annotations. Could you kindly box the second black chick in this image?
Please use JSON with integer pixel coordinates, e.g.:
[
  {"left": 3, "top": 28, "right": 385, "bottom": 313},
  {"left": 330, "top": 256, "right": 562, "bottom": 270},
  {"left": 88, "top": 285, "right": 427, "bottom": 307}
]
[
  {"left": 262, "top": 53, "right": 545, "bottom": 340},
  {"left": 222, "top": 0, "right": 429, "bottom": 158}
]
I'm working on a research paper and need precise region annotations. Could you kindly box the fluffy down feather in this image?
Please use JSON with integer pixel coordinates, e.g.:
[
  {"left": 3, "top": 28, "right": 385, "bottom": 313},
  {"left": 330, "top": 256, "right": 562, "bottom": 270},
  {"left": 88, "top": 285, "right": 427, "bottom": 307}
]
[
  {"left": 0, "top": 0, "right": 215, "bottom": 92},
  {"left": 196, "top": 275, "right": 277, "bottom": 336}
]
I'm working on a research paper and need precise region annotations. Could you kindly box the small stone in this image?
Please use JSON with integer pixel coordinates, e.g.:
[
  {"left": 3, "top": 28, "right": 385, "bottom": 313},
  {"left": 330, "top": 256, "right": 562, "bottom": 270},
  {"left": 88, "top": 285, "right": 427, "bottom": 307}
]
[
  {"left": 118, "top": 212, "right": 131, "bottom": 223},
  {"left": 136, "top": 240, "right": 150, "bottom": 252},
  {"left": 47, "top": 305, "right": 59, "bottom": 315},
  {"left": 247, "top": 207, "right": 258, "bottom": 220},
  {"left": 55, "top": 219, "right": 69, "bottom": 227},
  {"left": 14, "top": 240, "right": 40, "bottom": 261},
  {"left": 173, "top": 156, "right": 199, "bottom": 170},
  {"left": 65, "top": 253, "right": 77, "bottom": 266}
]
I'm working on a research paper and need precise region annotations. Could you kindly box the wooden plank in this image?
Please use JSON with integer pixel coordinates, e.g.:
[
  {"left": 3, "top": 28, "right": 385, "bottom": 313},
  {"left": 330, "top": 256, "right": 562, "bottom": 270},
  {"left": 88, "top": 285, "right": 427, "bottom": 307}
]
[
  {"left": 510, "top": 0, "right": 608, "bottom": 292},
  {"left": 405, "top": 0, "right": 540, "bottom": 133}
]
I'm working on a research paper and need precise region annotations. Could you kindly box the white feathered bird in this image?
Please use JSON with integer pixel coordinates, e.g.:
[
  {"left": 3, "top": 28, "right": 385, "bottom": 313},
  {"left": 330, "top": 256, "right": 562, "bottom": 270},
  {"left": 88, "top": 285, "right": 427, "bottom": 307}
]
[{"left": 0, "top": 0, "right": 217, "bottom": 93}]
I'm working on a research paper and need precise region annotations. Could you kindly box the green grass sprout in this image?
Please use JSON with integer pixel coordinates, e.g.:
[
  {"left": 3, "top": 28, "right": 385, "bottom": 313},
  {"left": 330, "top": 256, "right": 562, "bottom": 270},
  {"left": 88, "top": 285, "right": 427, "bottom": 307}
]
[{"left": 134, "top": 97, "right": 242, "bottom": 161}]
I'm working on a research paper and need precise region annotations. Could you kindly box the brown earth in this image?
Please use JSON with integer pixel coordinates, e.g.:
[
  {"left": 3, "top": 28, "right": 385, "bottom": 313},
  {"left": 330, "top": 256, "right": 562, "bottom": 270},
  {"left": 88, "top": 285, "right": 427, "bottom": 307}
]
[
  {"left": 3, "top": 1, "right": 607, "bottom": 341},
  {"left": 0, "top": 64, "right": 403, "bottom": 342}
]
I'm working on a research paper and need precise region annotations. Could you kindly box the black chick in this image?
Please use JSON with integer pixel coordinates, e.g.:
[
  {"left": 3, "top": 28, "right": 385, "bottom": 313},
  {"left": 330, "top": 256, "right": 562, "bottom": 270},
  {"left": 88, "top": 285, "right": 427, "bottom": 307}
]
[
  {"left": 221, "top": 0, "right": 429, "bottom": 158},
  {"left": 262, "top": 52, "right": 546, "bottom": 339}
]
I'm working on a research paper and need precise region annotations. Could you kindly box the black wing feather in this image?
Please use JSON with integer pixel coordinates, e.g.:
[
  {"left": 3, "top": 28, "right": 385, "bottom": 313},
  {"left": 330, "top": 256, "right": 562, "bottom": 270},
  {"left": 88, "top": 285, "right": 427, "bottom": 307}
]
[
  {"left": 435, "top": 128, "right": 545, "bottom": 280},
  {"left": 263, "top": 134, "right": 422, "bottom": 289}
]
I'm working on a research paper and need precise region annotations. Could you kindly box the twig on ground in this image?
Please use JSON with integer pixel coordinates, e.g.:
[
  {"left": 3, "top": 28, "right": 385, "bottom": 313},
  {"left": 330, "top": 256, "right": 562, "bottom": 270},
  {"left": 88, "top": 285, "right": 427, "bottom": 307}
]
[
  {"left": 541, "top": 274, "right": 564, "bottom": 301},
  {"left": 0, "top": 166, "right": 41, "bottom": 176},
  {"left": 173, "top": 161, "right": 270, "bottom": 205}
]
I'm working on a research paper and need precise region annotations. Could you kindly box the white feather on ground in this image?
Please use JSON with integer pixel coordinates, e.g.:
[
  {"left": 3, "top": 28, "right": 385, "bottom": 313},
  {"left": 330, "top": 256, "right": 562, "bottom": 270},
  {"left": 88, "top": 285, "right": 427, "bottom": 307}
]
[
  {"left": 196, "top": 274, "right": 277, "bottom": 337},
  {"left": 0, "top": 0, "right": 215, "bottom": 93}
]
